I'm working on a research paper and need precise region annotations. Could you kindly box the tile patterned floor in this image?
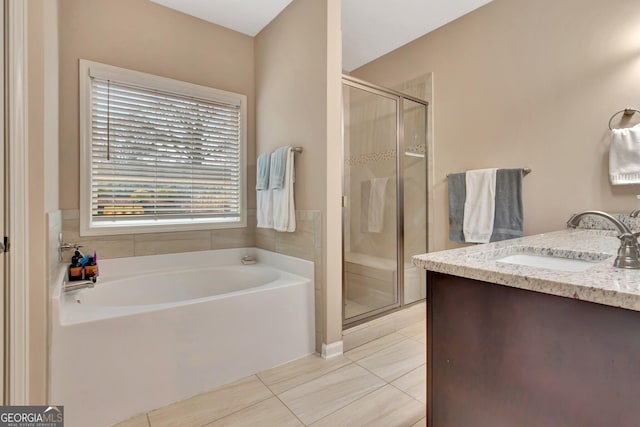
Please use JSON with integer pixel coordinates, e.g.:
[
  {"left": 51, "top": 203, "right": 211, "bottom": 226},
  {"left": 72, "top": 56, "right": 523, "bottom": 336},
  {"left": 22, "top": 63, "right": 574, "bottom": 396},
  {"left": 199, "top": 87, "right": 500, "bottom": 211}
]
[{"left": 114, "top": 319, "right": 426, "bottom": 427}]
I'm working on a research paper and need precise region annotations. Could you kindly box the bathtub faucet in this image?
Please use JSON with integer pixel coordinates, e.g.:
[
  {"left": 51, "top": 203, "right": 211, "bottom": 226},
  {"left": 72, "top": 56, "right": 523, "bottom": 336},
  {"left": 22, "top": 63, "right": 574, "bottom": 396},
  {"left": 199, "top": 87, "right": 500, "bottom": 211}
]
[
  {"left": 63, "top": 278, "right": 97, "bottom": 293},
  {"left": 58, "top": 241, "right": 83, "bottom": 262}
]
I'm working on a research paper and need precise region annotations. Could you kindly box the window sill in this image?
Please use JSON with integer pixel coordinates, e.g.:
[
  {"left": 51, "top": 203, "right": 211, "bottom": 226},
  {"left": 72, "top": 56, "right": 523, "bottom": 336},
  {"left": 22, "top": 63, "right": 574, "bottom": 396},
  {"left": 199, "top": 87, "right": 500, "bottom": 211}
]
[{"left": 79, "top": 217, "right": 247, "bottom": 237}]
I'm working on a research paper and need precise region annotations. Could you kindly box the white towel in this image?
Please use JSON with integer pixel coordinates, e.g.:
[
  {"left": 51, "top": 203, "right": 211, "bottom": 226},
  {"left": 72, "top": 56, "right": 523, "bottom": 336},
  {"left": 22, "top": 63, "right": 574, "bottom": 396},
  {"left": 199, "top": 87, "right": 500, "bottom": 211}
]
[
  {"left": 609, "top": 124, "right": 640, "bottom": 185},
  {"left": 463, "top": 168, "right": 497, "bottom": 243},
  {"left": 273, "top": 147, "right": 296, "bottom": 232},
  {"left": 256, "top": 153, "right": 275, "bottom": 229},
  {"left": 368, "top": 177, "right": 388, "bottom": 233}
]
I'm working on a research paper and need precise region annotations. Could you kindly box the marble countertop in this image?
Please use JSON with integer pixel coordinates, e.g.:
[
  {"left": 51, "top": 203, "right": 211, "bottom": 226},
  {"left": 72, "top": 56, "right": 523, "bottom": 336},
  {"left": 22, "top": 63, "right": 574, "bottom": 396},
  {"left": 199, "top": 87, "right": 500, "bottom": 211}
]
[{"left": 412, "top": 228, "right": 640, "bottom": 312}]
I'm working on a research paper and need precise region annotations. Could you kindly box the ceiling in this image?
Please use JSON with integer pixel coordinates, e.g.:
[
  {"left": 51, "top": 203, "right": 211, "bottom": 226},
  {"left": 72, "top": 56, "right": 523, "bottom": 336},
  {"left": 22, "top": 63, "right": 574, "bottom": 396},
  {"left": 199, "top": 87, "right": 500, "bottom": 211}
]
[{"left": 150, "top": 0, "right": 494, "bottom": 71}]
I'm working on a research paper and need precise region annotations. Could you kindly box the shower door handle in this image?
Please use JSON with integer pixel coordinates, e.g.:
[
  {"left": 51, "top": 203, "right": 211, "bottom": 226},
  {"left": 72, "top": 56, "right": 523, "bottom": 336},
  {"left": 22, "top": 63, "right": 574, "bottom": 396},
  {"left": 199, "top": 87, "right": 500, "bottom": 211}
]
[{"left": 341, "top": 196, "right": 347, "bottom": 207}]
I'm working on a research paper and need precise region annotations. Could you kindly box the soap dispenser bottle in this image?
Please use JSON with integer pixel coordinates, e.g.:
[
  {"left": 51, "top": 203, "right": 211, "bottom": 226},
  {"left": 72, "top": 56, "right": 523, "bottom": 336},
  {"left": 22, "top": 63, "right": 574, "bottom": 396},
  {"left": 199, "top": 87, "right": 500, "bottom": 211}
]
[
  {"left": 84, "top": 255, "right": 97, "bottom": 280},
  {"left": 68, "top": 251, "right": 83, "bottom": 281}
]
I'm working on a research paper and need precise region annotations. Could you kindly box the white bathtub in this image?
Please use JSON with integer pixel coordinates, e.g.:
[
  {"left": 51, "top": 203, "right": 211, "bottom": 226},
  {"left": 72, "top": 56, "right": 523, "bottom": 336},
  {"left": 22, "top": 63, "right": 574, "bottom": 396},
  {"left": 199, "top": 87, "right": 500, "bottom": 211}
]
[{"left": 50, "top": 248, "right": 315, "bottom": 427}]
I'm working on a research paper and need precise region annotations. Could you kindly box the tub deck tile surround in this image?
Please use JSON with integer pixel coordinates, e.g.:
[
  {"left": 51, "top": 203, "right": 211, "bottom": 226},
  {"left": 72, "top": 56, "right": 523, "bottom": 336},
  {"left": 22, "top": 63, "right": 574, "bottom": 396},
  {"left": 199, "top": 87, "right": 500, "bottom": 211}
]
[
  {"left": 113, "top": 318, "right": 426, "bottom": 427},
  {"left": 134, "top": 230, "right": 213, "bottom": 256}
]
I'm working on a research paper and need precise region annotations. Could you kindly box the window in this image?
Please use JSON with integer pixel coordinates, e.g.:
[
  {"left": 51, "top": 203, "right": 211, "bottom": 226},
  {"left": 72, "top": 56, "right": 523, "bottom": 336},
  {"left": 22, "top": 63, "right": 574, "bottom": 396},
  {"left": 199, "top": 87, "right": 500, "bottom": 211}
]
[{"left": 79, "top": 60, "right": 246, "bottom": 235}]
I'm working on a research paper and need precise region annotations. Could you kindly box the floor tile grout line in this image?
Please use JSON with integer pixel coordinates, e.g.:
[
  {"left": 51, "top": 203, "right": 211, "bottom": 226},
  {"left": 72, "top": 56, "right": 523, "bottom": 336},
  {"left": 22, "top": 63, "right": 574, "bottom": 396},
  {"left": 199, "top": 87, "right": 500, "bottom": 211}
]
[
  {"left": 160, "top": 374, "right": 277, "bottom": 427},
  {"left": 144, "top": 318, "right": 425, "bottom": 427},
  {"left": 197, "top": 393, "right": 277, "bottom": 427},
  {"left": 353, "top": 346, "right": 426, "bottom": 385},
  {"left": 270, "top": 362, "right": 387, "bottom": 426},
  {"left": 352, "top": 358, "right": 396, "bottom": 384},
  {"left": 388, "top": 381, "right": 427, "bottom": 407},
  {"left": 271, "top": 360, "right": 357, "bottom": 397},
  {"left": 256, "top": 356, "right": 353, "bottom": 395},
  {"left": 345, "top": 335, "right": 412, "bottom": 362},
  {"left": 304, "top": 382, "right": 388, "bottom": 427},
  {"left": 393, "top": 362, "right": 426, "bottom": 380},
  {"left": 355, "top": 336, "right": 424, "bottom": 367},
  {"left": 395, "top": 322, "right": 427, "bottom": 338},
  {"left": 279, "top": 362, "right": 377, "bottom": 426},
  {"left": 272, "top": 393, "right": 308, "bottom": 426},
  {"left": 255, "top": 373, "right": 308, "bottom": 426},
  {"left": 407, "top": 335, "right": 427, "bottom": 345}
]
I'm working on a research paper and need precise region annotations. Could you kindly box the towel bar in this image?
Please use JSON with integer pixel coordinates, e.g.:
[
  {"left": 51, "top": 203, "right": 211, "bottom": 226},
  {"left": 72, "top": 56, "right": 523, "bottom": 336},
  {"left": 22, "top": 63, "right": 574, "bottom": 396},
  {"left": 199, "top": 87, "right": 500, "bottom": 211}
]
[
  {"left": 446, "top": 167, "right": 531, "bottom": 178},
  {"left": 608, "top": 108, "right": 640, "bottom": 130}
]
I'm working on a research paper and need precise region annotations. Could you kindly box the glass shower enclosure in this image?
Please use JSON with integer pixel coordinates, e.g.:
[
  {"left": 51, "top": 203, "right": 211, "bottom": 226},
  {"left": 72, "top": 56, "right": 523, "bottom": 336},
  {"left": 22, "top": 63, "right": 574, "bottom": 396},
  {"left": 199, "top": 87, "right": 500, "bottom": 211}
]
[{"left": 342, "top": 76, "right": 428, "bottom": 326}]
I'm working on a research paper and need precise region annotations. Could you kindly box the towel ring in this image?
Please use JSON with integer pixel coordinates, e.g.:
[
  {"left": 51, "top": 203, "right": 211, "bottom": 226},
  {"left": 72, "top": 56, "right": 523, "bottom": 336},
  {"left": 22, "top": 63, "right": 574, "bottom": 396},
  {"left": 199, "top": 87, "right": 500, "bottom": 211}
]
[{"left": 608, "top": 108, "right": 640, "bottom": 130}]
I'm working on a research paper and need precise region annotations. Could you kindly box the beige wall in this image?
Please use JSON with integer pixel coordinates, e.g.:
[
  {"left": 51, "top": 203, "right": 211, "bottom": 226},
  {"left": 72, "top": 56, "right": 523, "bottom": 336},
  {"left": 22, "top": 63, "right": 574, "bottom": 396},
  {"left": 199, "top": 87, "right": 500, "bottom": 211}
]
[
  {"left": 58, "top": 0, "right": 256, "bottom": 211},
  {"left": 57, "top": 0, "right": 258, "bottom": 260},
  {"left": 255, "top": 0, "right": 327, "bottom": 212},
  {"left": 353, "top": 0, "right": 640, "bottom": 251},
  {"left": 27, "top": 0, "right": 59, "bottom": 404},
  {"left": 255, "top": 0, "right": 343, "bottom": 350},
  {"left": 324, "top": 0, "right": 343, "bottom": 348},
  {"left": 44, "top": 1, "right": 59, "bottom": 213}
]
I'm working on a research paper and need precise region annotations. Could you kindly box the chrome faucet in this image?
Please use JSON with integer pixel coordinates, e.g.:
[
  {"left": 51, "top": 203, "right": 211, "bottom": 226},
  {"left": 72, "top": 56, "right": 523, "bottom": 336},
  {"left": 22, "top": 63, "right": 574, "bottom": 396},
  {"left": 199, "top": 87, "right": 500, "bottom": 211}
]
[
  {"left": 631, "top": 209, "right": 640, "bottom": 218},
  {"left": 567, "top": 210, "right": 640, "bottom": 269},
  {"left": 58, "top": 239, "right": 83, "bottom": 262},
  {"left": 63, "top": 278, "right": 96, "bottom": 293}
]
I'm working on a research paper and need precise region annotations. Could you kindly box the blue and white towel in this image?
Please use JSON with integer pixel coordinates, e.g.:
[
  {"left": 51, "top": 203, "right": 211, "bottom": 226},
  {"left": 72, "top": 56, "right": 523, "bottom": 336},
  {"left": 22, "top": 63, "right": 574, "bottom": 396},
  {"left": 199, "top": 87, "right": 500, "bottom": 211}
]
[
  {"left": 256, "top": 152, "right": 271, "bottom": 191},
  {"left": 271, "top": 146, "right": 290, "bottom": 190},
  {"left": 272, "top": 147, "right": 296, "bottom": 232},
  {"left": 257, "top": 152, "right": 274, "bottom": 229}
]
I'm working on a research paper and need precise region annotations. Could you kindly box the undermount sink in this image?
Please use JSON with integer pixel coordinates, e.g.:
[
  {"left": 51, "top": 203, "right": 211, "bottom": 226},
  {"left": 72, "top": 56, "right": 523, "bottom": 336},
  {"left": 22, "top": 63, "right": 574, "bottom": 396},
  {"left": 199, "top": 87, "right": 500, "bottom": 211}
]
[{"left": 495, "top": 249, "right": 609, "bottom": 272}]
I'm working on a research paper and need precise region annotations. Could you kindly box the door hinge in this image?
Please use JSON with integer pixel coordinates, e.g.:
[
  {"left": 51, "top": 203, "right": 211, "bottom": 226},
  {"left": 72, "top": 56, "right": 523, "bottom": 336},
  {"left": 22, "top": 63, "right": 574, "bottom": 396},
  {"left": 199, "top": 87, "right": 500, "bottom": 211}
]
[{"left": 1, "top": 236, "right": 8, "bottom": 253}]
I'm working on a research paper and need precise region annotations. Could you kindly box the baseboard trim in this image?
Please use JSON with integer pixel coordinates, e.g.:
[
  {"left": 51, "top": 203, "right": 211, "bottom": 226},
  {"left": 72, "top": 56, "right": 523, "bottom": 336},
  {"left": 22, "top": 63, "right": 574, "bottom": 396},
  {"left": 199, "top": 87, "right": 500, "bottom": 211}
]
[{"left": 321, "top": 341, "right": 344, "bottom": 359}]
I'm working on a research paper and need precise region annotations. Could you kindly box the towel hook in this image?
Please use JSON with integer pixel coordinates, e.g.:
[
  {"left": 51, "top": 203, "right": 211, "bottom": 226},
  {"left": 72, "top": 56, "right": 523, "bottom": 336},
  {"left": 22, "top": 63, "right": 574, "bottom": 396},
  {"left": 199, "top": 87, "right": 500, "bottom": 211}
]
[{"left": 608, "top": 108, "right": 640, "bottom": 130}]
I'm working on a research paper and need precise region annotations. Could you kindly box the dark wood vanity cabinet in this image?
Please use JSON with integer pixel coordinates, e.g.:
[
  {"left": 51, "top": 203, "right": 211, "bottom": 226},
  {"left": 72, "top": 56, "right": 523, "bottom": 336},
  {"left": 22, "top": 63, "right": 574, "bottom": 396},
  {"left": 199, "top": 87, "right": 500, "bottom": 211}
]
[{"left": 426, "top": 271, "right": 640, "bottom": 427}]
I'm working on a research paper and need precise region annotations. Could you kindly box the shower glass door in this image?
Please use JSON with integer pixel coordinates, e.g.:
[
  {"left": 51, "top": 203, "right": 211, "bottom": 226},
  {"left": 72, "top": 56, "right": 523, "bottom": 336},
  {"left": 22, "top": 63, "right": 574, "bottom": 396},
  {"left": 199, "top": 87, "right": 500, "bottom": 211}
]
[{"left": 342, "top": 82, "right": 399, "bottom": 321}]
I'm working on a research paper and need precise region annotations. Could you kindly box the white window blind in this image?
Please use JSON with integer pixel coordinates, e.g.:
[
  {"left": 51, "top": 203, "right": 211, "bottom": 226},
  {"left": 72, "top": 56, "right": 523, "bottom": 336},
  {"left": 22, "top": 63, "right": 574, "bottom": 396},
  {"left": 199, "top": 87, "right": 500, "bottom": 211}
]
[{"left": 80, "top": 60, "right": 246, "bottom": 235}]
